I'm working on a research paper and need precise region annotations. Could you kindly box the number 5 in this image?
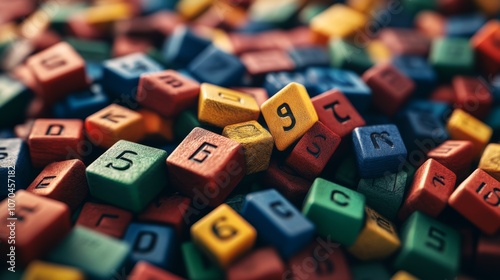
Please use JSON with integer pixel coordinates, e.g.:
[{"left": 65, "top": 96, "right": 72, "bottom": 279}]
[{"left": 106, "top": 150, "right": 138, "bottom": 171}]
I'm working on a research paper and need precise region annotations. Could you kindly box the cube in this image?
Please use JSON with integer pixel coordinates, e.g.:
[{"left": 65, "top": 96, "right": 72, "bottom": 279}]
[
  {"left": 182, "top": 242, "right": 224, "bottom": 280},
  {"left": 138, "top": 194, "right": 192, "bottom": 236},
  {"left": 226, "top": 248, "right": 285, "bottom": 280},
  {"left": 129, "top": 262, "right": 182, "bottom": 280},
  {"left": 479, "top": 143, "right": 500, "bottom": 181},
  {"left": 162, "top": 26, "right": 211, "bottom": 68},
  {"left": 427, "top": 140, "right": 474, "bottom": 180},
  {"left": 452, "top": 76, "right": 493, "bottom": 119},
  {"left": 0, "top": 138, "right": 31, "bottom": 196},
  {"left": 0, "top": 75, "right": 30, "bottom": 127},
  {"left": 76, "top": 202, "right": 133, "bottom": 238},
  {"left": 446, "top": 109, "right": 492, "bottom": 158},
  {"left": 23, "top": 261, "right": 84, "bottom": 280},
  {"left": 429, "top": 38, "right": 475, "bottom": 80},
  {"left": 471, "top": 21, "right": 500, "bottom": 75},
  {"left": 240, "top": 49, "right": 295, "bottom": 76}
]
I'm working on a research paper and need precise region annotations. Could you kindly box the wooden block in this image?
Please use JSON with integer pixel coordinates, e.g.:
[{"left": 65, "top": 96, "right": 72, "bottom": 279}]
[
  {"left": 129, "top": 261, "right": 183, "bottom": 280},
  {"left": 285, "top": 121, "right": 341, "bottom": 180},
  {"left": 430, "top": 85, "right": 456, "bottom": 104},
  {"left": 182, "top": 241, "right": 224, "bottom": 280},
  {"left": 261, "top": 82, "right": 318, "bottom": 150},
  {"left": 76, "top": 202, "right": 133, "bottom": 239},
  {"left": 138, "top": 194, "right": 192, "bottom": 236},
  {"left": 167, "top": 127, "right": 246, "bottom": 207},
  {"left": 0, "top": 138, "right": 31, "bottom": 195},
  {"left": 479, "top": 143, "right": 500, "bottom": 181},
  {"left": 162, "top": 26, "right": 211, "bottom": 67},
  {"left": 397, "top": 110, "right": 447, "bottom": 152},
  {"left": 311, "top": 89, "right": 365, "bottom": 138},
  {"left": 263, "top": 160, "right": 313, "bottom": 204},
  {"left": 85, "top": 104, "right": 145, "bottom": 148},
  {"left": 0, "top": 190, "right": 71, "bottom": 265},
  {"left": 310, "top": 4, "right": 366, "bottom": 41},
  {"left": 26, "top": 42, "right": 87, "bottom": 103},
  {"left": 398, "top": 159, "right": 456, "bottom": 221},
  {"left": 429, "top": 38, "right": 475, "bottom": 80},
  {"left": 112, "top": 35, "right": 152, "bottom": 58},
  {"left": 348, "top": 207, "right": 400, "bottom": 261},
  {"left": 471, "top": 20, "right": 500, "bottom": 76},
  {"left": 232, "top": 87, "right": 269, "bottom": 107},
  {"left": 28, "top": 119, "right": 83, "bottom": 168},
  {"left": 446, "top": 109, "right": 492, "bottom": 158},
  {"left": 362, "top": 64, "right": 415, "bottom": 116},
  {"left": 392, "top": 55, "right": 437, "bottom": 96},
  {"left": 198, "top": 83, "right": 260, "bottom": 128},
  {"left": 240, "top": 49, "right": 295, "bottom": 76},
  {"left": 26, "top": 159, "right": 88, "bottom": 211},
  {"left": 379, "top": 28, "right": 431, "bottom": 56},
  {"left": 137, "top": 70, "right": 200, "bottom": 118},
  {"left": 427, "top": 140, "right": 474, "bottom": 180},
  {"left": 138, "top": 109, "right": 174, "bottom": 142},
  {"left": 222, "top": 120, "right": 273, "bottom": 174},
  {"left": 449, "top": 169, "right": 500, "bottom": 235},
  {"left": 0, "top": 74, "right": 30, "bottom": 127},
  {"left": 191, "top": 204, "right": 256, "bottom": 267},
  {"left": 453, "top": 76, "right": 493, "bottom": 119},
  {"left": 23, "top": 261, "right": 84, "bottom": 280},
  {"left": 53, "top": 84, "right": 110, "bottom": 120},
  {"left": 227, "top": 248, "right": 284, "bottom": 280}
]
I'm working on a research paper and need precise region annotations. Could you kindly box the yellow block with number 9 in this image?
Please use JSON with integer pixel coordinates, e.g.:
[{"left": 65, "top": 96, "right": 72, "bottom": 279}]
[
  {"left": 191, "top": 204, "right": 257, "bottom": 268},
  {"left": 261, "top": 82, "right": 318, "bottom": 151}
]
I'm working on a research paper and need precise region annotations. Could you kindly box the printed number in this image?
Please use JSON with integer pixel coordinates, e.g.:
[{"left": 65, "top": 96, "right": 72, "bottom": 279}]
[
  {"left": 277, "top": 103, "right": 296, "bottom": 131},
  {"left": 106, "top": 150, "right": 138, "bottom": 171}
]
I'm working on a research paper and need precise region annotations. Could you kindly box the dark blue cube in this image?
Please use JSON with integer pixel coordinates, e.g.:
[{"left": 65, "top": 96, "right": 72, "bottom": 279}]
[
  {"left": 264, "top": 71, "right": 317, "bottom": 96},
  {"left": 392, "top": 56, "right": 437, "bottom": 96},
  {"left": 397, "top": 110, "right": 448, "bottom": 153},
  {"left": 53, "top": 84, "right": 110, "bottom": 119},
  {"left": 446, "top": 13, "right": 486, "bottom": 38},
  {"left": 162, "top": 27, "right": 212, "bottom": 68},
  {"left": 0, "top": 138, "right": 31, "bottom": 197},
  {"left": 288, "top": 47, "right": 330, "bottom": 69}
]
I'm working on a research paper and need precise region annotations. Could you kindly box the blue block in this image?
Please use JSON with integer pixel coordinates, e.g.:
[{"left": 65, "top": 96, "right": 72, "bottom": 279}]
[
  {"left": 162, "top": 27, "right": 211, "bottom": 68},
  {"left": 380, "top": 9, "right": 413, "bottom": 28},
  {"left": 397, "top": 110, "right": 448, "bottom": 152},
  {"left": 306, "top": 67, "right": 372, "bottom": 112},
  {"left": 188, "top": 45, "right": 245, "bottom": 87},
  {"left": 0, "top": 138, "right": 31, "bottom": 197},
  {"left": 241, "top": 189, "right": 315, "bottom": 258},
  {"left": 352, "top": 125, "right": 407, "bottom": 178},
  {"left": 140, "top": 0, "right": 177, "bottom": 14},
  {"left": 446, "top": 13, "right": 486, "bottom": 38},
  {"left": 86, "top": 60, "right": 104, "bottom": 82},
  {"left": 0, "top": 75, "right": 30, "bottom": 127},
  {"left": 288, "top": 47, "right": 329, "bottom": 69},
  {"left": 264, "top": 71, "right": 317, "bottom": 96},
  {"left": 404, "top": 100, "right": 451, "bottom": 124},
  {"left": 53, "top": 84, "right": 110, "bottom": 119},
  {"left": 237, "top": 21, "right": 276, "bottom": 33},
  {"left": 123, "top": 223, "right": 177, "bottom": 270},
  {"left": 102, "top": 53, "right": 163, "bottom": 98},
  {"left": 392, "top": 56, "right": 437, "bottom": 96}
]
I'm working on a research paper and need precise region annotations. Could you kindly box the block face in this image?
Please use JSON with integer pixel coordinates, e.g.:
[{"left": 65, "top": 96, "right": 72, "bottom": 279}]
[
  {"left": 182, "top": 241, "right": 224, "bottom": 280},
  {"left": 352, "top": 124, "right": 407, "bottom": 178},
  {"left": 129, "top": 261, "right": 183, "bottom": 280},
  {"left": 263, "top": 160, "right": 313, "bottom": 204},
  {"left": 28, "top": 119, "right": 84, "bottom": 168},
  {"left": 76, "top": 202, "right": 133, "bottom": 238},
  {"left": 0, "top": 138, "right": 31, "bottom": 195},
  {"left": 261, "top": 82, "right": 319, "bottom": 150},
  {"left": 137, "top": 69, "right": 200, "bottom": 117},
  {"left": 397, "top": 110, "right": 448, "bottom": 152},
  {"left": 310, "top": 4, "right": 366, "bottom": 39},
  {"left": 26, "top": 159, "right": 88, "bottom": 211},
  {"left": 302, "top": 178, "right": 365, "bottom": 246},
  {"left": 241, "top": 189, "right": 316, "bottom": 258},
  {"left": 46, "top": 226, "right": 130, "bottom": 280},
  {"left": 379, "top": 28, "right": 431, "bottom": 56},
  {"left": 191, "top": 204, "right": 257, "bottom": 267},
  {"left": 472, "top": 21, "right": 500, "bottom": 75},
  {"left": 54, "top": 84, "right": 110, "bottom": 119},
  {"left": 393, "top": 212, "right": 461, "bottom": 280},
  {"left": 162, "top": 26, "right": 212, "bottom": 67},
  {"left": 222, "top": 120, "right": 274, "bottom": 174},
  {"left": 226, "top": 247, "right": 285, "bottom": 280},
  {"left": 198, "top": 83, "right": 260, "bottom": 128},
  {"left": 446, "top": 109, "right": 492, "bottom": 157},
  {"left": 23, "top": 261, "right": 85, "bottom": 280},
  {"left": 430, "top": 38, "right": 475, "bottom": 80},
  {"left": 138, "top": 194, "right": 192, "bottom": 236},
  {"left": 0, "top": 190, "right": 71, "bottom": 265},
  {"left": 86, "top": 140, "right": 168, "bottom": 212},
  {"left": 0, "top": 75, "right": 30, "bottom": 127},
  {"left": 449, "top": 169, "right": 500, "bottom": 234},
  {"left": 167, "top": 127, "right": 246, "bottom": 207},
  {"left": 427, "top": 140, "right": 474, "bottom": 179},
  {"left": 240, "top": 49, "right": 295, "bottom": 76},
  {"left": 85, "top": 104, "right": 145, "bottom": 148},
  {"left": 392, "top": 55, "right": 436, "bottom": 95},
  {"left": 452, "top": 76, "right": 493, "bottom": 119},
  {"left": 288, "top": 47, "right": 330, "bottom": 69},
  {"left": 479, "top": 143, "right": 500, "bottom": 181}
]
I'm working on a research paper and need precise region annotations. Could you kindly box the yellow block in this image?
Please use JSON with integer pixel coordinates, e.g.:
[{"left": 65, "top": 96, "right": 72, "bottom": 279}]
[
  {"left": 191, "top": 204, "right": 257, "bottom": 268},
  {"left": 22, "top": 261, "right": 85, "bottom": 280},
  {"left": 348, "top": 207, "right": 401, "bottom": 261},
  {"left": 261, "top": 82, "right": 318, "bottom": 151},
  {"left": 474, "top": 0, "right": 500, "bottom": 16},
  {"left": 310, "top": 4, "right": 367, "bottom": 40},
  {"left": 84, "top": 2, "right": 133, "bottom": 25},
  {"left": 391, "top": 271, "right": 419, "bottom": 280},
  {"left": 447, "top": 109, "right": 492, "bottom": 158},
  {"left": 138, "top": 109, "right": 174, "bottom": 142},
  {"left": 177, "top": 0, "right": 214, "bottom": 19},
  {"left": 348, "top": 0, "right": 381, "bottom": 14},
  {"left": 212, "top": 29, "right": 234, "bottom": 54},
  {"left": 479, "top": 143, "right": 500, "bottom": 181},
  {"left": 367, "top": 40, "right": 392, "bottom": 63},
  {"left": 222, "top": 120, "right": 274, "bottom": 174},
  {"left": 198, "top": 83, "right": 260, "bottom": 128}
]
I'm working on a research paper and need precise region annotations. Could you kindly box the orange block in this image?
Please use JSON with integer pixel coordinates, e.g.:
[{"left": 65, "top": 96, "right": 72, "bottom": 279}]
[
  {"left": 139, "top": 109, "right": 174, "bottom": 142},
  {"left": 472, "top": 21, "right": 500, "bottom": 75}
]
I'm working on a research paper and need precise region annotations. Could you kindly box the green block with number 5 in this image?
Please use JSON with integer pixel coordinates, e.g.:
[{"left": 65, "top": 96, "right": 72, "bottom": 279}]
[
  {"left": 393, "top": 211, "right": 460, "bottom": 280},
  {"left": 86, "top": 140, "right": 168, "bottom": 212}
]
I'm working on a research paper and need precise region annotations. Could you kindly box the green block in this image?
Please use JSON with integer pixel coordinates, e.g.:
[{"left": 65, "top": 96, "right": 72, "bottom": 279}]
[
  {"left": 302, "top": 178, "right": 365, "bottom": 246},
  {"left": 393, "top": 212, "right": 461, "bottom": 280},
  {"left": 46, "top": 226, "right": 130, "bottom": 280},
  {"left": 429, "top": 38, "right": 475, "bottom": 80},
  {"left": 181, "top": 242, "right": 224, "bottom": 280},
  {"left": 357, "top": 171, "right": 407, "bottom": 221},
  {"left": 402, "top": 0, "right": 437, "bottom": 16},
  {"left": 86, "top": 140, "right": 168, "bottom": 213},
  {"left": 329, "top": 39, "right": 373, "bottom": 74},
  {"left": 173, "top": 110, "right": 201, "bottom": 141},
  {"left": 66, "top": 37, "right": 111, "bottom": 61},
  {"left": 0, "top": 75, "right": 30, "bottom": 127},
  {"left": 332, "top": 154, "right": 359, "bottom": 189},
  {"left": 352, "top": 263, "right": 391, "bottom": 280}
]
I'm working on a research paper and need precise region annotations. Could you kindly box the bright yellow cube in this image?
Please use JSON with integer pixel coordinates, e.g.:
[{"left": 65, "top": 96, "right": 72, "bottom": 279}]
[
  {"left": 191, "top": 204, "right": 257, "bottom": 268},
  {"left": 139, "top": 109, "right": 174, "bottom": 142},
  {"left": 261, "top": 82, "right": 318, "bottom": 151},
  {"left": 310, "top": 4, "right": 367, "bottom": 40},
  {"left": 348, "top": 0, "right": 381, "bottom": 14},
  {"left": 222, "top": 120, "right": 274, "bottom": 174},
  {"left": 23, "top": 261, "right": 85, "bottom": 280},
  {"left": 348, "top": 207, "right": 401, "bottom": 261},
  {"left": 479, "top": 143, "right": 500, "bottom": 181},
  {"left": 198, "top": 83, "right": 260, "bottom": 128},
  {"left": 177, "top": 0, "right": 214, "bottom": 19},
  {"left": 391, "top": 271, "right": 419, "bottom": 280},
  {"left": 447, "top": 109, "right": 492, "bottom": 158},
  {"left": 84, "top": 2, "right": 133, "bottom": 25}
]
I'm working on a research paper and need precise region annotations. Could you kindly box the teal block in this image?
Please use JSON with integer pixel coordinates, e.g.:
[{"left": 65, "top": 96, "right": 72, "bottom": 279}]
[
  {"left": 173, "top": 110, "right": 200, "bottom": 141},
  {"left": 429, "top": 38, "right": 475, "bottom": 80},
  {"left": 329, "top": 39, "right": 373, "bottom": 74},
  {"left": 46, "top": 226, "right": 130, "bottom": 280},
  {"left": 66, "top": 37, "right": 111, "bottom": 61},
  {"left": 302, "top": 178, "right": 365, "bottom": 246},
  {"left": 86, "top": 140, "right": 168, "bottom": 213},
  {"left": 181, "top": 242, "right": 223, "bottom": 280},
  {"left": 0, "top": 75, "right": 30, "bottom": 127},
  {"left": 393, "top": 212, "right": 461, "bottom": 280},
  {"left": 352, "top": 263, "right": 391, "bottom": 280}
]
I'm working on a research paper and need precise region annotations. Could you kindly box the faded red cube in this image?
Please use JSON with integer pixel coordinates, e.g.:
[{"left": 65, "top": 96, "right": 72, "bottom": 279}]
[
  {"left": 138, "top": 194, "right": 192, "bottom": 236},
  {"left": 76, "top": 202, "right": 133, "bottom": 238},
  {"left": 379, "top": 28, "right": 431, "bottom": 56},
  {"left": 263, "top": 160, "right": 312, "bottom": 205},
  {"left": 427, "top": 140, "right": 474, "bottom": 180},
  {"left": 453, "top": 76, "right": 493, "bottom": 119},
  {"left": 240, "top": 49, "right": 295, "bottom": 76},
  {"left": 129, "top": 261, "right": 183, "bottom": 280},
  {"left": 227, "top": 247, "right": 285, "bottom": 280}
]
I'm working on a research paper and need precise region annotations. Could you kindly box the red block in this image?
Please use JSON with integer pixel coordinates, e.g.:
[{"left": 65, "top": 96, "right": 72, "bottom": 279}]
[
  {"left": 398, "top": 159, "right": 457, "bottom": 221},
  {"left": 379, "top": 28, "right": 431, "bottom": 56},
  {"left": 472, "top": 21, "right": 500, "bottom": 76},
  {"left": 0, "top": 190, "right": 71, "bottom": 265},
  {"left": 26, "top": 42, "right": 88, "bottom": 103},
  {"left": 76, "top": 202, "right": 133, "bottom": 238},
  {"left": 137, "top": 70, "right": 200, "bottom": 118},
  {"left": 227, "top": 247, "right": 285, "bottom": 280},
  {"left": 285, "top": 122, "right": 341, "bottom": 180},
  {"left": 287, "top": 239, "right": 351, "bottom": 280},
  {"left": 26, "top": 159, "right": 88, "bottom": 211},
  {"left": 240, "top": 49, "right": 295, "bottom": 76},
  {"left": 138, "top": 194, "right": 192, "bottom": 236},
  {"left": 263, "top": 160, "right": 312, "bottom": 204},
  {"left": 166, "top": 127, "right": 246, "bottom": 207},
  {"left": 453, "top": 76, "right": 493, "bottom": 119},
  {"left": 476, "top": 234, "right": 500, "bottom": 275},
  {"left": 362, "top": 64, "right": 415, "bottom": 116},
  {"left": 129, "top": 261, "right": 183, "bottom": 280},
  {"left": 430, "top": 85, "right": 456, "bottom": 104},
  {"left": 28, "top": 119, "right": 84, "bottom": 168},
  {"left": 112, "top": 35, "right": 153, "bottom": 57},
  {"left": 311, "top": 89, "right": 365, "bottom": 138},
  {"left": 427, "top": 140, "right": 474, "bottom": 181},
  {"left": 449, "top": 169, "right": 500, "bottom": 235},
  {"left": 232, "top": 87, "right": 269, "bottom": 107}
]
